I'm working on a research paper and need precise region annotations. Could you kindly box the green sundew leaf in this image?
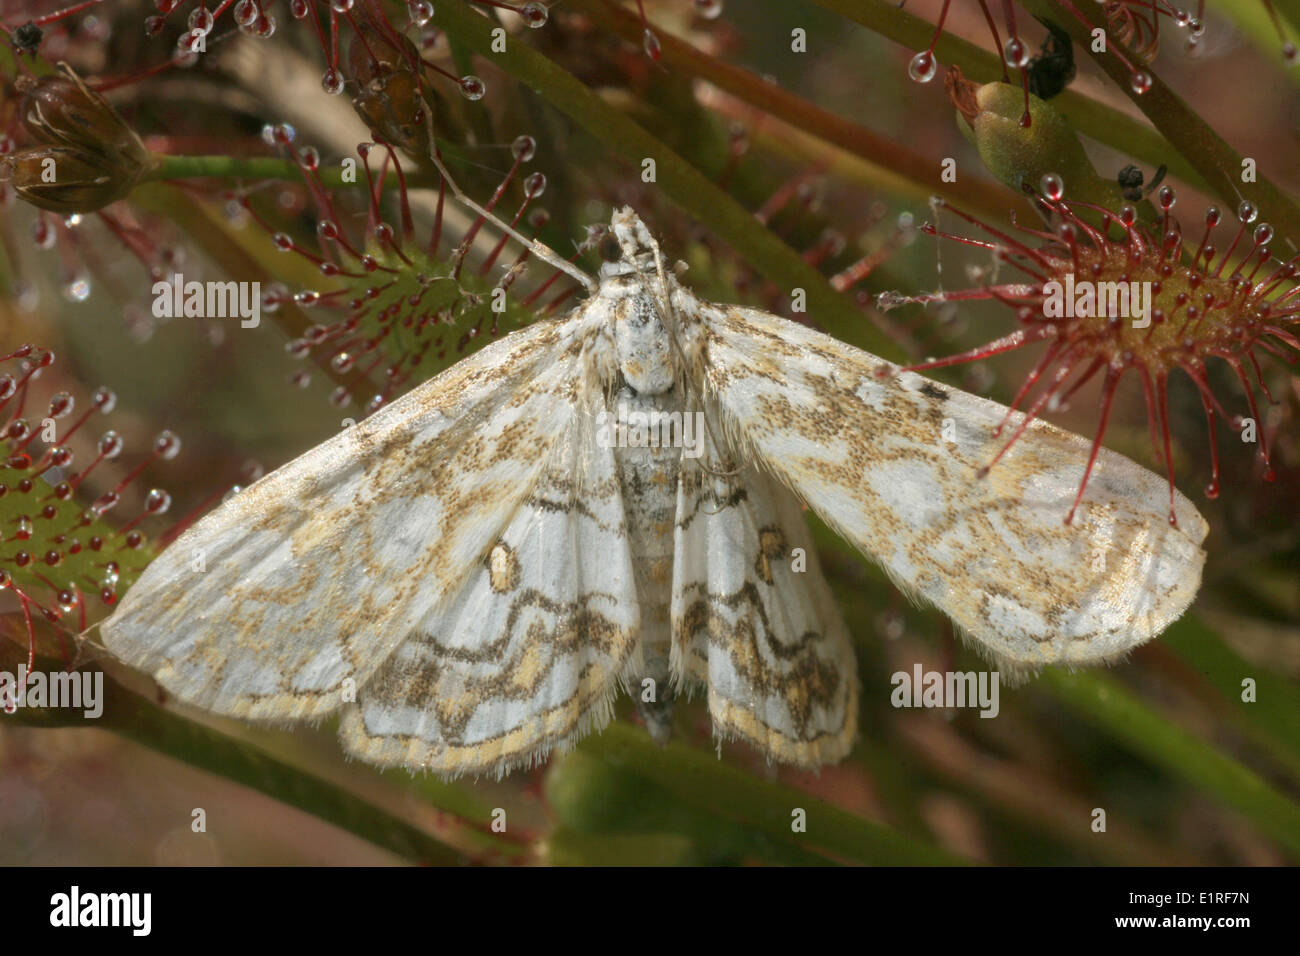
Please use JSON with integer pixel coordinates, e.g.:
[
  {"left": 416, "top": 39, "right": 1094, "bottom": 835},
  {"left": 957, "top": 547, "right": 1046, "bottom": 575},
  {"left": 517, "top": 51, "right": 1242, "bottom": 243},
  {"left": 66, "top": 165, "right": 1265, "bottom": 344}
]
[
  {"left": 1041, "top": 669, "right": 1300, "bottom": 860},
  {"left": 0, "top": 441, "right": 155, "bottom": 619},
  {"left": 340, "top": 244, "right": 540, "bottom": 383},
  {"left": 135, "top": 183, "right": 550, "bottom": 401},
  {"left": 0, "top": 45, "right": 55, "bottom": 80}
]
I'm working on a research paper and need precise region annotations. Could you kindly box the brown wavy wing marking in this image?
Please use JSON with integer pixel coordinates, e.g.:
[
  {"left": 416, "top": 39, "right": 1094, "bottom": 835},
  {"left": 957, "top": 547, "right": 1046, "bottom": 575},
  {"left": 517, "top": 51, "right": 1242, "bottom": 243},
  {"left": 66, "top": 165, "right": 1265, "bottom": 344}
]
[
  {"left": 695, "top": 304, "right": 1206, "bottom": 670},
  {"left": 101, "top": 311, "right": 602, "bottom": 723},
  {"left": 339, "top": 408, "right": 643, "bottom": 777},
  {"left": 671, "top": 438, "right": 858, "bottom": 769}
]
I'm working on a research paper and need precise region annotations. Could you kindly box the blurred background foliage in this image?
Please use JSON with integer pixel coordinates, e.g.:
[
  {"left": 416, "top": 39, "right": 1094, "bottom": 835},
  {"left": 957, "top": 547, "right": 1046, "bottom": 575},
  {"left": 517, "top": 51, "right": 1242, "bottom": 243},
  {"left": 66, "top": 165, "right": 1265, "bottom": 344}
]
[{"left": 0, "top": 0, "right": 1298, "bottom": 865}]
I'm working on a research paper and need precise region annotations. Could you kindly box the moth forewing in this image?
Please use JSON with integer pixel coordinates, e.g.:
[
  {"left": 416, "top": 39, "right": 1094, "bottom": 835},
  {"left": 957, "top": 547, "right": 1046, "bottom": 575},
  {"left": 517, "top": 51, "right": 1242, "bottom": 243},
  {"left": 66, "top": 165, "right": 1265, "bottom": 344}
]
[
  {"left": 100, "top": 315, "right": 600, "bottom": 722},
  {"left": 697, "top": 303, "right": 1207, "bottom": 673}
]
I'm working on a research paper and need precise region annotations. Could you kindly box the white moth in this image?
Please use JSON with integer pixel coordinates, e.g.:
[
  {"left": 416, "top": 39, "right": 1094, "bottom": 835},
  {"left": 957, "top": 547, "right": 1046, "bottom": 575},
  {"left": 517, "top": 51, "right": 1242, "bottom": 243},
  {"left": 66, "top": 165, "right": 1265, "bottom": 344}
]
[{"left": 101, "top": 208, "right": 1207, "bottom": 778}]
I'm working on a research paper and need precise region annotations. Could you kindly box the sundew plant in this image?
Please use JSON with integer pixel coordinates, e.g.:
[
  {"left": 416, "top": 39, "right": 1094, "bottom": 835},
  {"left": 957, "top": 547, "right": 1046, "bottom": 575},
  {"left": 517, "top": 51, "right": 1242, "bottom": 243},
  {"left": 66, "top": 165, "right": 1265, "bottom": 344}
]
[{"left": 0, "top": 0, "right": 1298, "bottom": 867}]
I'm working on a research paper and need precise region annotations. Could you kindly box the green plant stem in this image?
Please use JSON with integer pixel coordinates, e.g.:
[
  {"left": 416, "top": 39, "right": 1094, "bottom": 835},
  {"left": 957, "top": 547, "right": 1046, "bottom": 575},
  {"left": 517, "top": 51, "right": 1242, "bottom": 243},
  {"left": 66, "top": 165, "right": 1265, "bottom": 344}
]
[
  {"left": 150, "top": 155, "right": 349, "bottom": 186},
  {"left": 1161, "top": 615, "right": 1300, "bottom": 782},
  {"left": 1020, "top": 0, "right": 1300, "bottom": 257},
  {"left": 810, "top": 0, "right": 1208, "bottom": 192},
  {"left": 429, "top": 0, "right": 902, "bottom": 359},
  {"left": 580, "top": 722, "right": 971, "bottom": 865},
  {"left": 1277, "top": 0, "right": 1300, "bottom": 25},
  {"left": 1, "top": 653, "right": 503, "bottom": 865},
  {"left": 568, "top": 0, "right": 1034, "bottom": 224},
  {"left": 150, "top": 152, "right": 461, "bottom": 189},
  {"left": 1207, "top": 0, "right": 1300, "bottom": 75},
  {"left": 1041, "top": 669, "right": 1300, "bottom": 860},
  {"left": 825, "top": 526, "right": 1300, "bottom": 859},
  {"left": 892, "top": 715, "right": 1200, "bottom": 865}
]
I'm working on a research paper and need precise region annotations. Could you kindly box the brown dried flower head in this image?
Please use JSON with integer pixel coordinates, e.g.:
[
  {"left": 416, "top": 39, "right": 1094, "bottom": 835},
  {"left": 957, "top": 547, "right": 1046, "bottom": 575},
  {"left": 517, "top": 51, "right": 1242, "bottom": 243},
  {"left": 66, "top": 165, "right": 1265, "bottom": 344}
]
[{"left": 2, "top": 63, "right": 154, "bottom": 213}]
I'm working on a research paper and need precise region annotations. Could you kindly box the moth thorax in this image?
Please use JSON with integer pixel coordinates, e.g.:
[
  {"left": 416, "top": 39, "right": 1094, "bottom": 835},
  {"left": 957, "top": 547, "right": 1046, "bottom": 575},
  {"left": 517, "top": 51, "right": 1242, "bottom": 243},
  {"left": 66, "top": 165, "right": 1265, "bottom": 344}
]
[{"left": 614, "top": 290, "right": 675, "bottom": 395}]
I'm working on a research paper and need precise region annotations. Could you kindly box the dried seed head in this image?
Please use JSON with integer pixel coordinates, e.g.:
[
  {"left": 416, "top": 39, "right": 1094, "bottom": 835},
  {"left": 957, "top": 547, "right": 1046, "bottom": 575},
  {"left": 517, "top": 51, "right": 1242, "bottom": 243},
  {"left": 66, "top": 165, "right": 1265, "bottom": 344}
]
[
  {"left": 1, "top": 145, "right": 139, "bottom": 213},
  {"left": 15, "top": 64, "right": 149, "bottom": 163},
  {"left": 3, "top": 64, "right": 153, "bottom": 213}
]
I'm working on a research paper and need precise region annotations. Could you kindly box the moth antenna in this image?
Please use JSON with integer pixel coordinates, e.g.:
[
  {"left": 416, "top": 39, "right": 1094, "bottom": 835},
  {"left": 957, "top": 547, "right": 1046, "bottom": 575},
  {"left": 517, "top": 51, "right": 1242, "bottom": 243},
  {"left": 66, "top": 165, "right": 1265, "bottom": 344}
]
[{"left": 420, "top": 108, "right": 598, "bottom": 294}]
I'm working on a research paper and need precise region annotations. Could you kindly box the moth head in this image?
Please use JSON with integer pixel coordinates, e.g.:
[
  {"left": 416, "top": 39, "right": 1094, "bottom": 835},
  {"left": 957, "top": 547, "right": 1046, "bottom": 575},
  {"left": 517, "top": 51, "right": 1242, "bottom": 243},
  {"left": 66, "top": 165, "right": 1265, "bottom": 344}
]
[{"left": 598, "top": 207, "right": 664, "bottom": 281}]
